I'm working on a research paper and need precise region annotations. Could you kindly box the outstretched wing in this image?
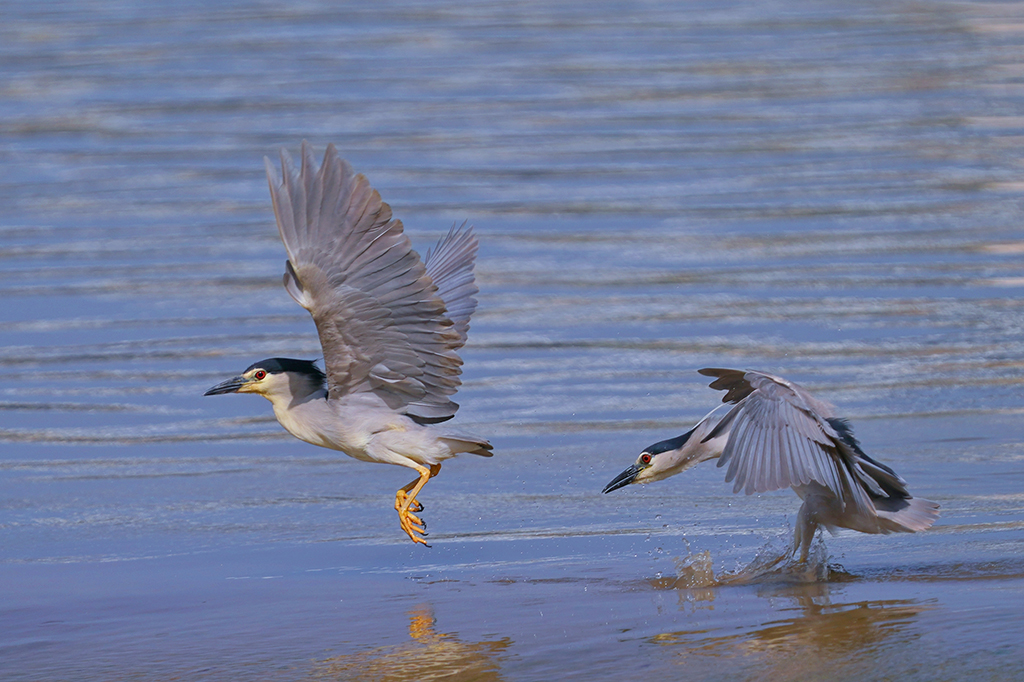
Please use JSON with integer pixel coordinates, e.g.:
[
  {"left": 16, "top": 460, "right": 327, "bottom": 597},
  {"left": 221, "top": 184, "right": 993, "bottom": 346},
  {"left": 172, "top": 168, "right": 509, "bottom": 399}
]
[
  {"left": 698, "top": 368, "right": 908, "bottom": 516},
  {"left": 265, "top": 142, "right": 474, "bottom": 422},
  {"left": 424, "top": 223, "right": 480, "bottom": 347}
]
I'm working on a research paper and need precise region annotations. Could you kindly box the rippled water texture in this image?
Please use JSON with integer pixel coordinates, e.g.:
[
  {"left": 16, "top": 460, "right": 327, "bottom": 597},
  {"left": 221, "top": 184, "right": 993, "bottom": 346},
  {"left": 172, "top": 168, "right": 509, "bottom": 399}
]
[{"left": 2, "top": 1, "right": 1024, "bottom": 680}]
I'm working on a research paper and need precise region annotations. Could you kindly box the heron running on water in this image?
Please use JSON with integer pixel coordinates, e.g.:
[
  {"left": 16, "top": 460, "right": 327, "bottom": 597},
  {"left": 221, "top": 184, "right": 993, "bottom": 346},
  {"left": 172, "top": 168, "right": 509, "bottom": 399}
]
[
  {"left": 604, "top": 368, "right": 939, "bottom": 560},
  {"left": 205, "top": 143, "right": 492, "bottom": 546}
]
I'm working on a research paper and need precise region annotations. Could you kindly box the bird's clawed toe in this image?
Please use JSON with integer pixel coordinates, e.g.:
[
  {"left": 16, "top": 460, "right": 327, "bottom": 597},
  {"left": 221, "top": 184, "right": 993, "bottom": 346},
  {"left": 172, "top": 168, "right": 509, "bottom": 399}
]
[
  {"left": 405, "top": 510, "right": 426, "bottom": 532},
  {"left": 395, "top": 487, "right": 431, "bottom": 546},
  {"left": 395, "top": 466, "right": 437, "bottom": 547},
  {"left": 399, "top": 508, "right": 430, "bottom": 546}
]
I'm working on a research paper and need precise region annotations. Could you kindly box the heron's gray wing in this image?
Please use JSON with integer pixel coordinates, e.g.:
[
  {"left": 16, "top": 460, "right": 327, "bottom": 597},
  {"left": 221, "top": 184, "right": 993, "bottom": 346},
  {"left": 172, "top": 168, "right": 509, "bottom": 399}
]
[
  {"left": 698, "top": 368, "right": 866, "bottom": 508},
  {"left": 423, "top": 223, "right": 479, "bottom": 347},
  {"left": 266, "top": 142, "right": 465, "bottom": 420}
]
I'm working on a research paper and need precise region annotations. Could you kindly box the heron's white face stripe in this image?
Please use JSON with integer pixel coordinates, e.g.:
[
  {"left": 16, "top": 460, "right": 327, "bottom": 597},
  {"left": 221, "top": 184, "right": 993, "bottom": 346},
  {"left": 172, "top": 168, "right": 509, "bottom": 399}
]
[
  {"left": 632, "top": 452, "right": 657, "bottom": 482},
  {"left": 635, "top": 437, "right": 719, "bottom": 484},
  {"left": 241, "top": 370, "right": 299, "bottom": 400},
  {"left": 234, "top": 367, "right": 270, "bottom": 393}
]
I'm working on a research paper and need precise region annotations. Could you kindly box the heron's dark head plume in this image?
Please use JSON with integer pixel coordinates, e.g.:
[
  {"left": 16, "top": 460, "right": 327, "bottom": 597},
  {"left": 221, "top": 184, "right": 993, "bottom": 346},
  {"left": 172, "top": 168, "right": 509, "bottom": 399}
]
[
  {"left": 246, "top": 358, "right": 326, "bottom": 390},
  {"left": 205, "top": 358, "right": 326, "bottom": 400}
]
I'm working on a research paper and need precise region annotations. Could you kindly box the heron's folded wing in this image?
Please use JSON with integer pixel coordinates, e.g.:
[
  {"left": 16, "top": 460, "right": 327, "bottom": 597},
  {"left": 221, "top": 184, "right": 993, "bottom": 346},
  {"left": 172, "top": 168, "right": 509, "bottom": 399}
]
[{"left": 266, "top": 142, "right": 465, "bottom": 419}]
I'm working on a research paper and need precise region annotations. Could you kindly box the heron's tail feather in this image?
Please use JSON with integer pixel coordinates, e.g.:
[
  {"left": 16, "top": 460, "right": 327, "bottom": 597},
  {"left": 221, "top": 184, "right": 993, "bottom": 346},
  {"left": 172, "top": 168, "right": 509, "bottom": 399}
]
[
  {"left": 875, "top": 496, "right": 940, "bottom": 533},
  {"left": 440, "top": 434, "right": 493, "bottom": 457}
]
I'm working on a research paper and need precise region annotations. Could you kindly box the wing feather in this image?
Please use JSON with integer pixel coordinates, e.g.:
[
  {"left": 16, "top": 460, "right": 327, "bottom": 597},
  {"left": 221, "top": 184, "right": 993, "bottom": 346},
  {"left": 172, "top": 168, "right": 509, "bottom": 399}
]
[
  {"left": 700, "top": 368, "right": 931, "bottom": 527},
  {"left": 424, "top": 223, "right": 481, "bottom": 345},
  {"left": 745, "top": 400, "right": 767, "bottom": 495},
  {"left": 768, "top": 413, "right": 782, "bottom": 492},
  {"left": 701, "top": 368, "right": 848, "bottom": 497},
  {"left": 266, "top": 142, "right": 479, "bottom": 420},
  {"left": 770, "top": 419, "right": 786, "bottom": 489},
  {"left": 721, "top": 408, "right": 751, "bottom": 489}
]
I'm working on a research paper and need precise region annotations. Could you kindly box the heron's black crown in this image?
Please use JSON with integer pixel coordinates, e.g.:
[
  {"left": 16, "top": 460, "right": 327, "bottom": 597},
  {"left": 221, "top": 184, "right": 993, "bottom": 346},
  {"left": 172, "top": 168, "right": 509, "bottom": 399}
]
[
  {"left": 247, "top": 358, "right": 326, "bottom": 388},
  {"left": 644, "top": 427, "right": 695, "bottom": 456}
]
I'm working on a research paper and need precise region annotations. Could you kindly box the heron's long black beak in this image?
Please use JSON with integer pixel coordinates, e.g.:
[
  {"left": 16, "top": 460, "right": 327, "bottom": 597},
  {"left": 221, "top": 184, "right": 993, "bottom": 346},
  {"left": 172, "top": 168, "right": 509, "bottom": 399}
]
[
  {"left": 603, "top": 463, "right": 643, "bottom": 494},
  {"left": 204, "top": 376, "right": 248, "bottom": 396}
]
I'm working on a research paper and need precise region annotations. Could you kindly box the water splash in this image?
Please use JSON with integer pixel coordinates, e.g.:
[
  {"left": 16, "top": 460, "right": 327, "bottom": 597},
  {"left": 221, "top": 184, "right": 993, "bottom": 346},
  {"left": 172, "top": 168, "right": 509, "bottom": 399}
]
[
  {"left": 718, "top": 534, "right": 833, "bottom": 585},
  {"left": 653, "top": 533, "right": 851, "bottom": 593}
]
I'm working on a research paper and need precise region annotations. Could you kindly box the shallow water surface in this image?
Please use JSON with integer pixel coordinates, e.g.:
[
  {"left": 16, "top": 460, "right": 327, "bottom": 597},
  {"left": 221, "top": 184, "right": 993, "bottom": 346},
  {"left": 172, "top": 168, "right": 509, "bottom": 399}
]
[{"left": 2, "top": 0, "right": 1024, "bottom": 680}]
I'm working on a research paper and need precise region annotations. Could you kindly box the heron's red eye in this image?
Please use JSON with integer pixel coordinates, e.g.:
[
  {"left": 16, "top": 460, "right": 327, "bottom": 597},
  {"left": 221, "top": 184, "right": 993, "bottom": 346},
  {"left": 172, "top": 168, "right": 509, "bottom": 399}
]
[
  {"left": 254, "top": 370, "right": 267, "bottom": 380},
  {"left": 640, "top": 453, "right": 652, "bottom": 465}
]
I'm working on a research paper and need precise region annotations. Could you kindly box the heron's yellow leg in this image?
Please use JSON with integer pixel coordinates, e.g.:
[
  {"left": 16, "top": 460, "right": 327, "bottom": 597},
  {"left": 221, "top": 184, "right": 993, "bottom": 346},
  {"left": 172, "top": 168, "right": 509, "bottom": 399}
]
[
  {"left": 395, "top": 478, "right": 424, "bottom": 514},
  {"left": 394, "top": 463, "right": 443, "bottom": 545}
]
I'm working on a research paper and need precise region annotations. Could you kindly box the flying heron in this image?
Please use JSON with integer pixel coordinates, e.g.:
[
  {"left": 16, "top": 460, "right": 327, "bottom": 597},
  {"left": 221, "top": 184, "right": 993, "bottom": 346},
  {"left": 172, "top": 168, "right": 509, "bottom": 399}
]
[
  {"left": 604, "top": 368, "right": 939, "bottom": 560},
  {"left": 205, "top": 142, "right": 492, "bottom": 546}
]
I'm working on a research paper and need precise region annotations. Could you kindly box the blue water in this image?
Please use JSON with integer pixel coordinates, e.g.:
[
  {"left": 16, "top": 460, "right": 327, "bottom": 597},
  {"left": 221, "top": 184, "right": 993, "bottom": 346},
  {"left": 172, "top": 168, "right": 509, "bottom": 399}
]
[{"left": 3, "top": 0, "right": 1024, "bottom": 679}]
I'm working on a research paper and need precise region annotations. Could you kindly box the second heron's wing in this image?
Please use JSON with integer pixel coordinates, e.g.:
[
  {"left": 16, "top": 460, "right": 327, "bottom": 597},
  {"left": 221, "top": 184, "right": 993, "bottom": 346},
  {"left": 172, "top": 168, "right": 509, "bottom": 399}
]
[
  {"left": 265, "top": 142, "right": 465, "bottom": 421},
  {"left": 698, "top": 368, "right": 876, "bottom": 512}
]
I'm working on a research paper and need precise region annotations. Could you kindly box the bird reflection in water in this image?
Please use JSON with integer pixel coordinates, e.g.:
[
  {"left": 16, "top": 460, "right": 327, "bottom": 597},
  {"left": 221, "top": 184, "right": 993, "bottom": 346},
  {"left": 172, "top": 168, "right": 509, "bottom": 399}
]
[
  {"left": 650, "top": 588, "right": 930, "bottom": 682},
  {"left": 312, "top": 605, "right": 511, "bottom": 681},
  {"left": 644, "top": 540, "right": 928, "bottom": 681}
]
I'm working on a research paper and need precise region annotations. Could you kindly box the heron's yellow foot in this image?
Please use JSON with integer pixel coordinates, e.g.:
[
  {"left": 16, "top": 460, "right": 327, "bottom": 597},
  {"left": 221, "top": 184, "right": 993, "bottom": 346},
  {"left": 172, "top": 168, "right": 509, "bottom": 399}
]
[
  {"left": 395, "top": 489, "right": 423, "bottom": 514},
  {"left": 394, "top": 463, "right": 443, "bottom": 546},
  {"left": 399, "top": 508, "right": 429, "bottom": 545}
]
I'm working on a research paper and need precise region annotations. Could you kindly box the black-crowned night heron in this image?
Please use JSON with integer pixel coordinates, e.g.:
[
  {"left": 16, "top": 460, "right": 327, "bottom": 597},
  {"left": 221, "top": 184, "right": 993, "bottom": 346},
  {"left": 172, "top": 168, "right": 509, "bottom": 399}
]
[
  {"left": 205, "top": 142, "right": 492, "bottom": 546},
  {"left": 604, "top": 368, "right": 939, "bottom": 560}
]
